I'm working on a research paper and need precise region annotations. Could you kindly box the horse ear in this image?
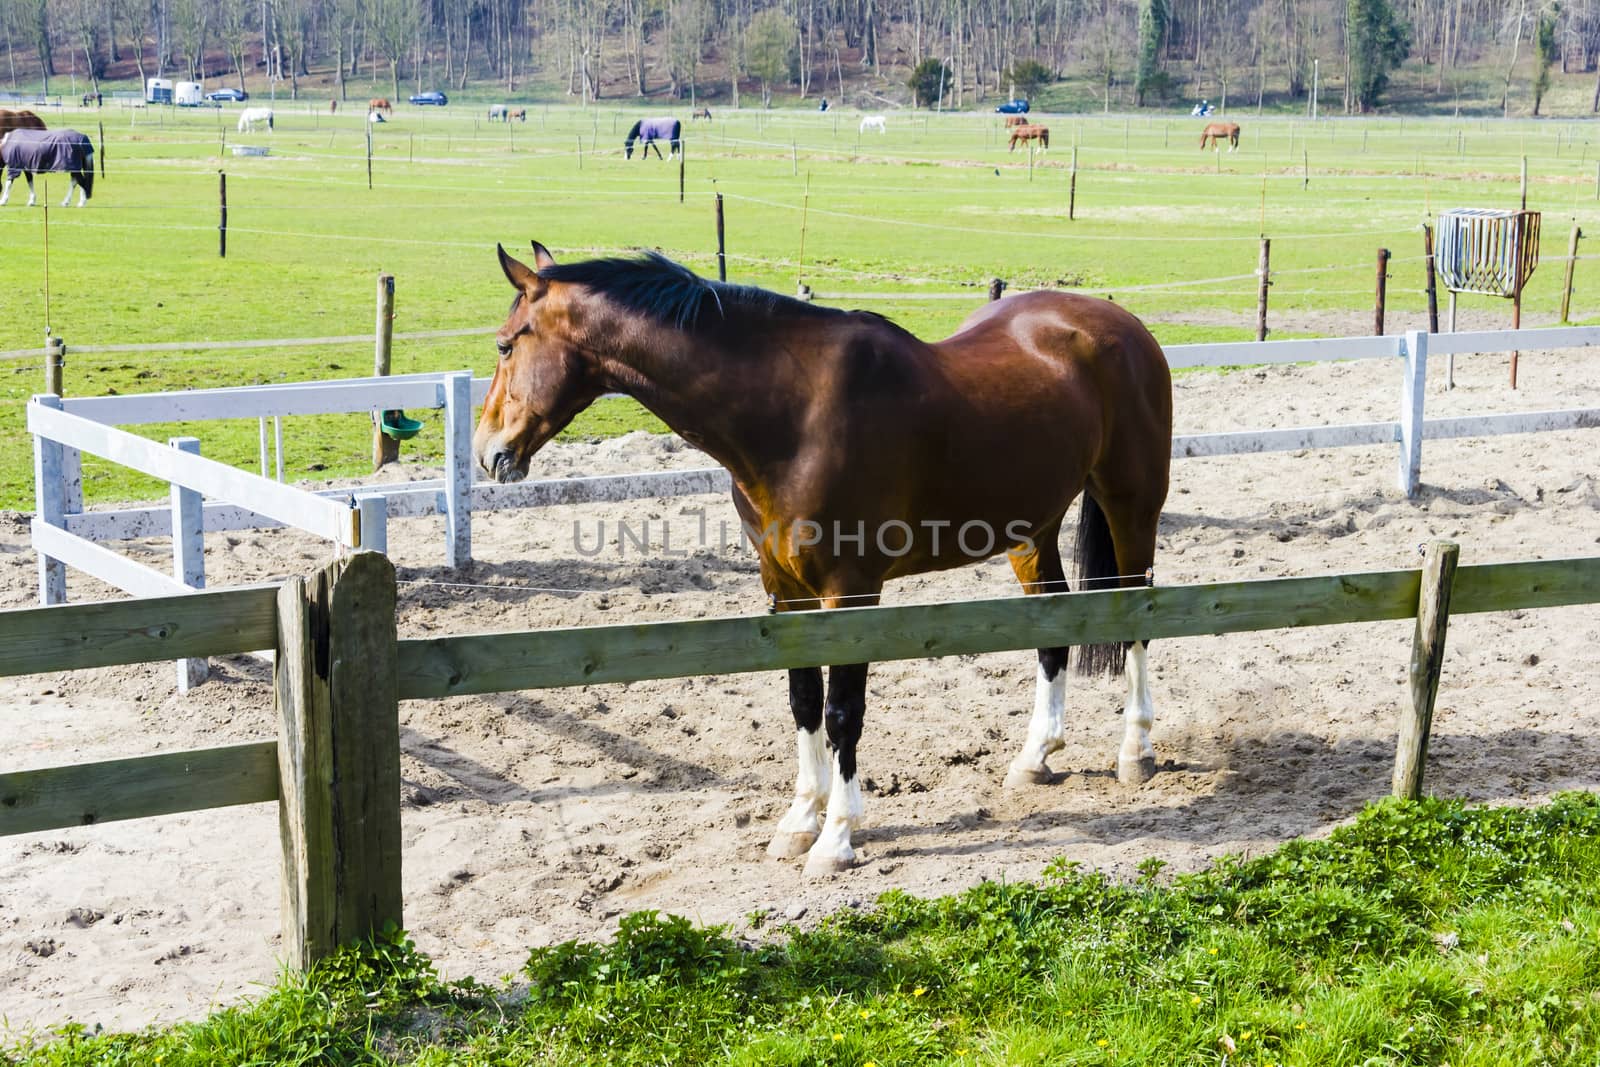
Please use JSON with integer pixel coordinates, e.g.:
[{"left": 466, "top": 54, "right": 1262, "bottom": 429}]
[
  {"left": 530, "top": 241, "right": 557, "bottom": 271},
  {"left": 498, "top": 243, "right": 541, "bottom": 292}
]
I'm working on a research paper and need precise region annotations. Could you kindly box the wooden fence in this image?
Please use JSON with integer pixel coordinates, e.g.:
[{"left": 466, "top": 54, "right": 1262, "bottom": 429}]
[{"left": 3, "top": 546, "right": 1598, "bottom": 967}]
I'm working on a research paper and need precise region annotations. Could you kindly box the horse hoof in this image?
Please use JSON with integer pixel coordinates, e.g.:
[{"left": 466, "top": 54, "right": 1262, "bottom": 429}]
[
  {"left": 1117, "top": 755, "right": 1157, "bottom": 786},
  {"left": 803, "top": 851, "right": 855, "bottom": 878},
  {"left": 767, "top": 831, "right": 817, "bottom": 859},
  {"left": 1005, "top": 764, "right": 1060, "bottom": 788}
]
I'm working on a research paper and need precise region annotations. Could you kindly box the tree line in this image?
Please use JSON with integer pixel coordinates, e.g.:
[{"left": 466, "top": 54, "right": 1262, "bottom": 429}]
[{"left": 0, "top": 0, "right": 1589, "bottom": 113}]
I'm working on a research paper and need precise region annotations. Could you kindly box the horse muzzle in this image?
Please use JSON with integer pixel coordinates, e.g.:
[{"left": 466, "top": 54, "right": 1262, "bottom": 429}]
[{"left": 476, "top": 444, "right": 528, "bottom": 484}]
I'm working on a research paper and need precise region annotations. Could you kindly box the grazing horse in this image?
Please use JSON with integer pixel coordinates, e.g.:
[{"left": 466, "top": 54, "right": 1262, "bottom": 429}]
[
  {"left": 1004, "top": 114, "right": 1029, "bottom": 128},
  {"left": 0, "top": 110, "right": 47, "bottom": 145},
  {"left": 0, "top": 129, "right": 94, "bottom": 207},
  {"left": 1200, "top": 122, "right": 1240, "bottom": 151},
  {"left": 369, "top": 97, "right": 393, "bottom": 114},
  {"left": 237, "top": 107, "right": 274, "bottom": 132},
  {"left": 691, "top": 107, "right": 713, "bottom": 121},
  {"left": 330, "top": 100, "right": 338, "bottom": 114},
  {"left": 1008, "top": 124, "right": 1049, "bottom": 151},
  {"left": 859, "top": 114, "right": 887, "bottom": 133},
  {"left": 475, "top": 243, "right": 1173, "bottom": 876},
  {"left": 624, "top": 117, "right": 681, "bottom": 160},
  {"left": 489, "top": 104, "right": 510, "bottom": 122},
  {"left": 510, "top": 107, "right": 527, "bottom": 122}
]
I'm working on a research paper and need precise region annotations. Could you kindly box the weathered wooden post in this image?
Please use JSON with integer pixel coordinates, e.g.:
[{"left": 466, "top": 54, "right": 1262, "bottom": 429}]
[
  {"left": 1560, "top": 224, "right": 1583, "bottom": 323},
  {"left": 218, "top": 171, "right": 227, "bottom": 259},
  {"left": 1374, "top": 247, "right": 1391, "bottom": 335},
  {"left": 372, "top": 274, "right": 399, "bottom": 470},
  {"left": 44, "top": 334, "right": 64, "bottom": 397},
  {"left": 365, "top": 124, "right": 373, "bottom": 190},
  {"left": 1256, "top": 238, "right": 1271, "bottom": 341},
  {"left": 679, "top": 143, "right": 686, "bottom": 204},
  {"left": 1392, "top": 540, "right": 1460, "bottom": 801},
  {"left": 988, "top": 278, "right": 1007, "bottom": 301},
  {"left": 1068, "top": 146, "right": 1077, "bottom": 219},
  {"left": 98, "top": 120, "right": 105, "bottom": 178},
  {"left": 275, "top": 551, "right": 402, "bottom": 968}
]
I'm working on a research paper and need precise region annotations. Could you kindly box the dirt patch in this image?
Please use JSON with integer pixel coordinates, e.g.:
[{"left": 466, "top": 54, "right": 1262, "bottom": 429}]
[{"left": 1, "top": 342, "right": 1597, "bottom": 1035}]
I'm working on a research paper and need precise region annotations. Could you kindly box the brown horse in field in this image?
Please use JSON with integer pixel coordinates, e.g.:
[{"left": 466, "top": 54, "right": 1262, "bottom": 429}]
[
  {"left": 330, "top": 100, "right": 338, "bottom": 114},
  {"left": 510, "top": 107, "right": 527, "bottom": 122},
  {"left": 475, "top": 243, "right": 1173, "bottom": 876},
  {"left": 691, "top": 107, "right": 713, "bottom": 120},
  {"left": 369, "top": 97, "right": 393, "bottom": 114},
  {"left": 1004, "top": 113, "right": 1029, "bottom": 127},
  {"left": 1008, "top": 124, "right": 1049, "bottom": 151},
  {"left": 1200, "top": 122, "right": 1240, "bottom": 150},
  {"left": 0, "top": 109, "right": 47, "bottom": 143}
]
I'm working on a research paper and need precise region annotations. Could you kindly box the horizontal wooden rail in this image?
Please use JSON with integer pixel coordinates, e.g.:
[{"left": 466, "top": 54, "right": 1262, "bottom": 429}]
[
  {"left": 0, "top": 741, "right": 279, "bottom": 836},
  {"left": 1451, "top": 556, "right": 1600, "bottom": 614},
  {"left": 0, "top": 585, "right": 278, "bottom": 677},
  {"left": 395, "top": 568, "right": 1425, "bottom": 699}
]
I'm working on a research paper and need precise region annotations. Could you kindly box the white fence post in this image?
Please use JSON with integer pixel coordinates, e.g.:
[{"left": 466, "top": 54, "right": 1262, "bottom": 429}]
[
  {"left": 444, "top": 372, "right": 473, "bottom": 568},
  {"left": 170, "top": 436, "right": 209, "bottom": 691},
  {"left": 32, "top": 395, "right": 67, "bottom": 606},
  {"left": 356, "top": 493, "right": 389, "bottom": 556},
  {"left": 1399, "top": 330, "right": 1428, "bottom": 497}
]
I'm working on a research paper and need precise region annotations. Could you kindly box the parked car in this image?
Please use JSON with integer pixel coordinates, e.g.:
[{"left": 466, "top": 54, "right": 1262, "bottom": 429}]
[
  {"left": 205, "top": 87, "right": 248, "bottom": 102},
  {"left": 995, "top": 98, "right": 1029, "bottom": 114},
  {"left": 409, "top": 90, "right": 448, "bottom": 106}
]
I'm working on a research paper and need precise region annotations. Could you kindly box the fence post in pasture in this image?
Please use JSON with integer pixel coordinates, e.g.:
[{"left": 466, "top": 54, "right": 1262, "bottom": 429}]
[
  {"left": 218, "top": 171, "right": 227, "bottom": 258},
  {"left": 275, "top": 551, "right": 402, "bottom": 969},
  {"left": 444, "top": 372, "right": 473, "bottom": 568},
  {"left": 97, "top": 120, "right": 105, "bottom": 178},
  {"left": 44, "top": 334, "right": 64, "bottom": 397},
  {"left": 355, "top": 493, "right": 389, "bottom": 556},
  {"left": 1398, "top": 329, "right": 1428, "bottom": 497},
  {"left": 1520, "top": 155, "right": 1528, "bottom": 211},
  {"left": 791, "top": 139, "right": 797, "bottom": 176},
  {"left": 372, "top": 274, "right": 399, "bottom": 470},
  {"left": 577, "top": 136, "right": 583, "bottom": 170},
  {"left": 715, "top": 193, "right": 727, "bottom": 282},
  {"left": 988, "top": 278, "right": 1008, "bottom": 301},
  {"left": 679, "top": 144, "right": 686, "bottom": 204},
  {"left": 1256, "top": 238, "right": 1271, "bottom": 341},
  {"left": 1392, "top": 540, "right": 1460, "bottom": 801},
  {"left": 365, "top": 124, "right": 373, "bottom": 190},
  {"left": 32, "top": 394, "right": 67, "bottom": 606},
  {"left": 1560, "top": 224, "right": 1583, "bottom": 323},
  {"left": 169, "top": 436, "right": 209, "bottom": 692},
  {"left": 1068, "top": 146, "right": 1078, "bottom": 219},
  {"left": 1423, "top": 223, "right": 1439, "bottom": 334},
  {"left": 1374, "top": 248, "right": 1391, "bottom": 335}
]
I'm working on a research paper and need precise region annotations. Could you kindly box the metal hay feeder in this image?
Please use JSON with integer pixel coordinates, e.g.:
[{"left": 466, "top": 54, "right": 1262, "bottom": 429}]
[{"left": 1436, "top": 208, "right": 1541, "bottom": 387}]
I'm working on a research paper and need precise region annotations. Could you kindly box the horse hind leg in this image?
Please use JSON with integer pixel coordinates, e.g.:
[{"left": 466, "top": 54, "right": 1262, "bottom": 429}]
[
  {"left": 24, "top": 174, "right": 36, "bottom": 207},
  {"left": 1004, "top": 521, "right": 1070, "bottom": 787},
  {"left": 62, "top": 175, "right": 76, "bottom": 208},
  {"left": 1077, "top": 491, "right": 1165, "bottom": 784},
  {"left": 0, "top": 175, "right": 10, "bottom": 206}
]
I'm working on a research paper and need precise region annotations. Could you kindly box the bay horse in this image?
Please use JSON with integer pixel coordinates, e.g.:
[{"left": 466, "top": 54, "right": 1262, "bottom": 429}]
[
  {"left": 1008, "top": 124, "right": 1049, "bottom": 151},
  {"left": 1004, "top": 114, "right": 1029, "bottom": 128},
  {"left": 0, "top": 109, "right": 47, "bottom": 143},
  {"left": 510, "top": 108, "right": 527, "bottom": 122},
  {"left": 369, "top": 97, "right": 393, "bottom": 114},
  {"left": 475, "top": 243, "right": 1172, "bottom": 876},
  {"left": 691, "top": 107, "right": 713, "bottom": 121},
  {"left": 1200, "top": 122, "right": 1240, "bottom": 151},
  {"left": 624, "top": 117, "right": 681, "bottom": 160},
  {"left": 330, "top": 99, "right": 339, "bottom": 114},
  {"left": 0, "top": 129, "right": 94, "bottom": 207}
]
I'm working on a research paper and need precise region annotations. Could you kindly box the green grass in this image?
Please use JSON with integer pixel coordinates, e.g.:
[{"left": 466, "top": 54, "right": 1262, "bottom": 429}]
[
  {"left": 3, "top": 104, "right": 1599, "bottom": 509},
  {"left": 6, "top": 793, "right": 1600, "bottom": 1064}
]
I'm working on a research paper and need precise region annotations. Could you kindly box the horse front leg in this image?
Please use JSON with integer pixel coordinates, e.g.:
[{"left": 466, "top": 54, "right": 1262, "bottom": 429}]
[
  {"left": 1119, "top": 640, "right": 1157, "bottom": 783},
  {"left": 24, "top": 174, "right": 36, "bottom": 207},
  {"left": 807, "top": 661, "right": 868, "bottom": 877},
  {"left": 62, "top": 176, "right": 75, "bottom": 208},
  {"left": 768, "top": 666, "right": 829, "bottom": 858},
  {"left": 0, "top": 176, "right": 10, "bottom": 206}
]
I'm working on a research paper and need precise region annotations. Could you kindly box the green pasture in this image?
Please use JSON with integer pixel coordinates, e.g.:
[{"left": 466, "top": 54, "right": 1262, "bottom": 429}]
[
  {"left": 2, "top": 103, "right": 1598, "bottom": 508},
  {"left": 6, "top": 793, "right": 1600, "bottom": 1064}
]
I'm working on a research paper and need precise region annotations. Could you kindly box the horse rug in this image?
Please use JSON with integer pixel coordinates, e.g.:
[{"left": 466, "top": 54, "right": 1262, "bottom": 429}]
[{"left": 3, "top": 129, "right": 93, "bottom": 179}]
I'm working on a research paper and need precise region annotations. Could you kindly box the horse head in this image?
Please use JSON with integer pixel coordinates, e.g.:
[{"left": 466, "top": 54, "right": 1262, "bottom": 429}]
[
  {"left": 623, "top": 120, "right": 642, "bottom": 159},
  {"left": 475, "top": 243, "right": 605, "bottom": 483}
]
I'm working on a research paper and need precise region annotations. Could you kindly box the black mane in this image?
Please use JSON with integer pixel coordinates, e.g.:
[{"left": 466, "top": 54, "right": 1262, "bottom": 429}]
[
  {"left": 624, "top": 120, "right": 642, "bottom": 142},
  {"left": 537, "top": 251, "right": 842, "bottom": 332}
]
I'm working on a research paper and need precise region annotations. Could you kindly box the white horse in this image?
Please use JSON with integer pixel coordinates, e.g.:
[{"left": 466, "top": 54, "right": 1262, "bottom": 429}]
[
  {"left": 859, "top": 115, "right": 887, "bottom": 134},
  {"left": 236, "top": 107, "right": 274, "bottom": 133}
]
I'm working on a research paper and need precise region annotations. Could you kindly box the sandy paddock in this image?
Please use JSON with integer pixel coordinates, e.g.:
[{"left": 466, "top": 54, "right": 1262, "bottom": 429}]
[{"left": 2, "top": 336, "right": 1598, "bottom": 1034}]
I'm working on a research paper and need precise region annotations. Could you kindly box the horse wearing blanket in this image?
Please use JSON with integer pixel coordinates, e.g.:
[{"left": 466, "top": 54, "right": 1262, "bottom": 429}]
[
  {"left": 475, "top": 242, "right": 1174, "bottom": 876},
  {"left": 624, "top": 117, "right": 682, "bottom": 160},
  {"left": 0, "top": 129, "right": 94, "bottom": 207}
]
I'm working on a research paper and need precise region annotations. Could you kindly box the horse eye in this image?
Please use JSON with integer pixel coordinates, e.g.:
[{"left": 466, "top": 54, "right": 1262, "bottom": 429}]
[{"left": 495, "top": 340, "right": 512, "bottom": 358}]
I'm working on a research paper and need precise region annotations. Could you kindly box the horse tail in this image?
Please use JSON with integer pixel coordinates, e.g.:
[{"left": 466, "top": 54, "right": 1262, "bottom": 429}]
[
  {"left": 1072, "top": 493, "right": 1128, "bottom": 678},
  {"left": 78, "top": 154, "right": 93, "bottom": 199}
]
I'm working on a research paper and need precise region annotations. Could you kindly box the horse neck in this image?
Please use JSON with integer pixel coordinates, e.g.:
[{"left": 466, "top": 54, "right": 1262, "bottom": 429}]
[{"left": 584, "top": 309, "right": 811, "bottom": 481}]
